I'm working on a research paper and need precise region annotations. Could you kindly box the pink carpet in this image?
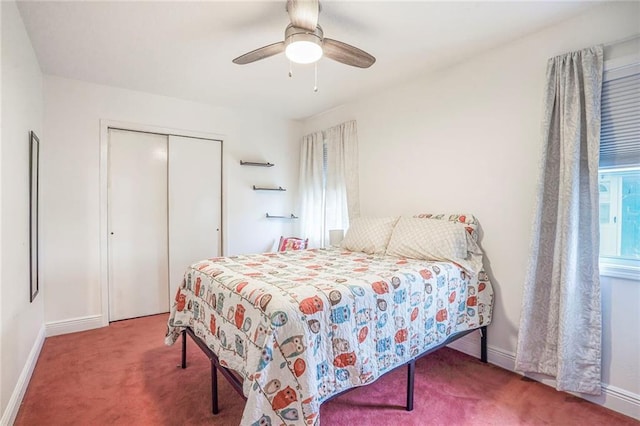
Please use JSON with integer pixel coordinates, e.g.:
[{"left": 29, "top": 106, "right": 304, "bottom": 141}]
[{"left": 15, "top": 314, "right": 637, "bottom": 425}]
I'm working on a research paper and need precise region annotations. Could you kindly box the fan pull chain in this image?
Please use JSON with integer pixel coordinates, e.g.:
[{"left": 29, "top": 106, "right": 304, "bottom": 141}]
[
  {"left": 314, "top": 62, "right": 318, "bottom": 93},
  {"left": 289, "top": 60, "right": 293, "bottom": 78}
]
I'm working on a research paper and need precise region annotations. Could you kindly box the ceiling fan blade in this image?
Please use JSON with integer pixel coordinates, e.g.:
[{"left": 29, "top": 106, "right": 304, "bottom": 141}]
[
  {"left": 232, "top": 42, "right": 285, "bottom": 65},
  {"left": 287, "top": 0, "right": 319, "bottom": 31},
  {"left": 323, "top": 38, "right": 376, "bottom": 68}
]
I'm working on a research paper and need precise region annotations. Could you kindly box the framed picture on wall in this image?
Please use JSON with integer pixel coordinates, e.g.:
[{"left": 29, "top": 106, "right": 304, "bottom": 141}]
[{"left": 30, "top": 131, "right": 40, "bottom": 302}]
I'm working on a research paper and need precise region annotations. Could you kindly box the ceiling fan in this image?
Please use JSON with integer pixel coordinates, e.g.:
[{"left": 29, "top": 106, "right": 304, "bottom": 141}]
[{"left": 232, "top": 0, "right": 375, "bottom": 69}]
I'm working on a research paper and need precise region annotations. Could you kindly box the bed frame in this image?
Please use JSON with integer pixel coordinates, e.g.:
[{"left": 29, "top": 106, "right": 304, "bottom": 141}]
[{"left": 179, "top": 325, "right": 488, "bottom": 415}]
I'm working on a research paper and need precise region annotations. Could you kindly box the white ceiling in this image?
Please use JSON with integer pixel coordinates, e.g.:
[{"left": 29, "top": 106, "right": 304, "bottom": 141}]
[{"left": 17, "top": 1, "right": 600, "bottom": 120}]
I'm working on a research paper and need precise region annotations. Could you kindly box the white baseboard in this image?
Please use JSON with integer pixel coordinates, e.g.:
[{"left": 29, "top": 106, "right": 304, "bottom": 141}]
[
  {"left": 448, "top": 334, "right": 640, "bottom": 420},
  {"left": 0, "top": 325, "right": 46, "bottom": 426},
  {"left": 45, "top": 314, "right": 104, "bottom": 337}
]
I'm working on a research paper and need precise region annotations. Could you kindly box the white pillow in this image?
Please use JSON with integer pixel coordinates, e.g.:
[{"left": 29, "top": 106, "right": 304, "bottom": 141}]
[
  {"left": 340, "top": 217, "right": 399, "bottom": 254},
  {"left": 386, "top": 217, "right": 468, "bottom": 264}
]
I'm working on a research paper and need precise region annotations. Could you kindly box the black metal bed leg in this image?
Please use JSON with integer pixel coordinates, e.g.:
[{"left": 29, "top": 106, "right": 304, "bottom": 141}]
[
  {"left": 211, "top": 360, "right": 219, "bottom": 414},
  {"left": 181, "top": 329, "right": 187, "bottom": 368},
  {"left": 406, "top": 360, "right": 415, "bottom": 411},
  {"left": 480, "top": 326, "right": 488, "bottom": 363}
]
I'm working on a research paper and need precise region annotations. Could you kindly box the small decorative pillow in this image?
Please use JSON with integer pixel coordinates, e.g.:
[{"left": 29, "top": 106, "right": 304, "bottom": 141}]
[
  {"left": 340, "top": 216, "right": 399, "bottom": 255},
  {"left": 414, "top": 213, "right": 479, "bottom": 241},
  {"left": 278, "top": 237, "right": 308, "bottom": 252},
  {"left": 386, "top": 217, "right": 468, "bottom": 264}
]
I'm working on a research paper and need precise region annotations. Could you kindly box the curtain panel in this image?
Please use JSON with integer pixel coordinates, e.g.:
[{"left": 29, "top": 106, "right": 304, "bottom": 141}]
[
  {"left": 515, "top": 46, "right": 604, "bottom": 395},
  {"left": 299, "top": 121, "right": 360, "bottom": 248},
  {"left": 299, "top": 132, "right": 325, "bottom": 248}
]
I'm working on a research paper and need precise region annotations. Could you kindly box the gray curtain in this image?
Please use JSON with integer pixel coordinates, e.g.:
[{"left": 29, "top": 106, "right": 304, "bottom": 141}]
[{"left": 515, "top": 46, "right": 604, "bottom": 395}]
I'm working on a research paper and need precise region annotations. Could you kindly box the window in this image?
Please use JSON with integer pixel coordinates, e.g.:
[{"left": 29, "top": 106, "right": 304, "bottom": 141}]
[
  {"left": 598, "top": 60, "right": 640, "bottom": 279},
  {"left": 599, "top": 169, "right": 640, "bottom": 258}
]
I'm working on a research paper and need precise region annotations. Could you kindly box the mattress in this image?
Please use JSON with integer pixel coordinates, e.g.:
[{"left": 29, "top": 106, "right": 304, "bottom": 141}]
[{"left": 165, "top": 248, "right": 493, "bottom": 425}]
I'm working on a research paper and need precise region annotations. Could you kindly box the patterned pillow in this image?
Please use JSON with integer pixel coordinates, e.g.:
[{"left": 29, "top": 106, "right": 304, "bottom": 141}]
[
  {"left": 386, "top": 217, "right": 468, "bottom": 263},
  {"left": 413, "top": 213, "right": 479, "bottom": 241},
  {"left": 340, "top": 216, "right": 399, "bottom": 255},
  {"left": 278, "top": 237, "right": 308, "bottom": 252}
]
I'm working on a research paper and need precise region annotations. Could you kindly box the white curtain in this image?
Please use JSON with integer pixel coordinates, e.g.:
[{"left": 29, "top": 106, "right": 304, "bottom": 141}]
[
  {"left": 325, "top": 121, "right": 360, "bottom": 237},
  {"left": 299, "top": 131, "right": 324, "bottom": 248},
  {"left": 515, "top": 46, "right": 604, "bottom": 395},
  {"left": 299, "top": 121, "right": 360, "bottom": 248}
]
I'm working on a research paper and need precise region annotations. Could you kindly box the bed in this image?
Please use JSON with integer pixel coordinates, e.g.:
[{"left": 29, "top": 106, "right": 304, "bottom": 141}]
[{"left": 165, "top": 214, "right": 494, "bottom": 425}]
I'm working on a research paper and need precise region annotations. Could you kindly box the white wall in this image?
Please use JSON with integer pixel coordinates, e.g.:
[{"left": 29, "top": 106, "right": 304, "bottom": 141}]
[
  {"left": 0, "top": 0, "right": 45, "bottom": 422},
  {"left": 302, "top": 1, "right": 639, "bottom": 418},
  {"left": 42, "top": 76, "right": 302, "bottom": 326}
]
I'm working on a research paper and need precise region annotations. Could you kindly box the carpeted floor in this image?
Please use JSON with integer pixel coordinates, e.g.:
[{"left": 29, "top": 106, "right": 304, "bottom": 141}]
[{"left": 15, "top": 314, "right": 637, "bottom": 425}]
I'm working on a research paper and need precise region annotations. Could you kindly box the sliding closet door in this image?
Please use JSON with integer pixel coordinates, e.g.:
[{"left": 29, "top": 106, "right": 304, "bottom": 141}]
[
  {"left": 168, "top": 135, "right": 222, "bottom": 300},
  {"left": 108, "top": 129, "right": 170, "bottom": 321}
]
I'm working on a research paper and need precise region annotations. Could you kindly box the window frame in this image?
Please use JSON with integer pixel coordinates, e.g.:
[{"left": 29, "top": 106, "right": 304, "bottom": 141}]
[{"left": 599, "top": 52, "right": 640, "bottom": 281}]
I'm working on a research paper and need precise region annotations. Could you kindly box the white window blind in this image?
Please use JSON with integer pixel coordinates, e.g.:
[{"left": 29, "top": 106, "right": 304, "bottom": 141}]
[{"left": 599, "top": 63, "right": 640, "bottom": 169}]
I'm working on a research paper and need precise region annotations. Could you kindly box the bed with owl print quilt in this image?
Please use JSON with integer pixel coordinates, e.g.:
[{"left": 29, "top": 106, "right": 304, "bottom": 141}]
[{"left": 165, "top": 247, "right": 493, "bottom": 426}]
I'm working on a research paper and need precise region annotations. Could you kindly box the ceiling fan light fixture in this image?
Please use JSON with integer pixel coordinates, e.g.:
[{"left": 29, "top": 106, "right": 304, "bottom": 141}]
[
  {"left": 284, "top": 26, "right": 324, "bottom": 64},
  {"left": 286, "top": 40, "right": 323, "bottom": 64},
  {"left": 232, "top": 3, "right": 375, "bottom": 69}
]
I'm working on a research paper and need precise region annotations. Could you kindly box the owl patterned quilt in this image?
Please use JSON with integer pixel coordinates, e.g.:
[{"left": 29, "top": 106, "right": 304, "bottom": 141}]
[{"left": 165, "top": 248, "right": 493, "bottom": 426}]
